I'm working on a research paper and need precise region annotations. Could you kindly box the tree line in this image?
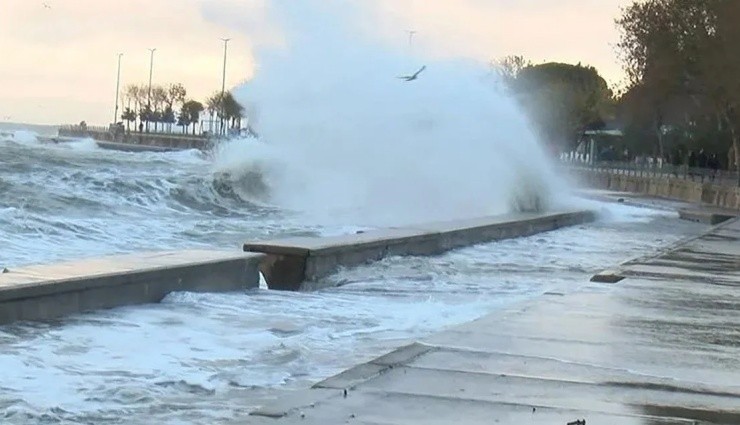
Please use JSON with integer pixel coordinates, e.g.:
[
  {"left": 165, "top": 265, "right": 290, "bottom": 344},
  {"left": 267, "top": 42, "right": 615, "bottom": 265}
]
[
  {"left": 120, "top": 83, "right": 245, "bottom": 135},
  {"left": 492, "top": 0, "right": 739, "bottom": 184},
  {"left": 616, "top": 0, "right": 739, "bottom": 183}
]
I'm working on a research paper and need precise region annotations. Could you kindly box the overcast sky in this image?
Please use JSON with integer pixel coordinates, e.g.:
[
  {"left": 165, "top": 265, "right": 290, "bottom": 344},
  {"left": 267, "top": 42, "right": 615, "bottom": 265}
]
[{"left": 0, "top": 0, "right": 630, "bottom": 125}]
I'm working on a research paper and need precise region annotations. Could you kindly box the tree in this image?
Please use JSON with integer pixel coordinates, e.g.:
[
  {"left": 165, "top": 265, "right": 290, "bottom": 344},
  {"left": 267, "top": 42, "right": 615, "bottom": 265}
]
[
  {"left": 165, "top": 83, "right": 187, "bottom": 131},
  {"left": 617, "top": 0, "right": 740, "bottom": 183},
  {"left": 498, "top": 61, "right": 614, "bottom": 152},
  {"left": 181, "top": 100, "right": 204, "bottom": 135},
  {"left": 492, "top": 55, "right": 530, "bottom": 89},
  {"left": 177, "top": 110, "right": 191, "bottom": 134},
  {"left": 139, "top": 104, "right": 153, "bottom": 131},
  {"left": 167, "top": 83, "right": 187, "bottom": 108},
  {"left": 121, "top": 107, "right": 136, "bottom": 132},
  {"left": 162, "top": 106, "right": 176, "bottom": 130},
  {"left": 222, "top": 92, "right": 245, "bottom": 129},
  {"left": 124, "top": 84, "right": 145, "bottom": 129},
  {"left": 150, "top": 85, "right": 168, "bottom": 132},
  {"left": 205, "top": 91, "right": 245, "bottom": 135}
]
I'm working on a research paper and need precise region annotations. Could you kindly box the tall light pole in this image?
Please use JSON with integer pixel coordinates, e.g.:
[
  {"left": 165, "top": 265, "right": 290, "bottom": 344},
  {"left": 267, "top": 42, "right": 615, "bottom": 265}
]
[
  {"left": 220, "top": 38, "right": 231, "bottom": 137},
  {"left": 407, "top": 30, "right": 416, "bottom": 48},
  {"left": 147, "top": 48, "right": 156, "bottom": 132},
  {"left": 113, "top": 53, "right": 123, "bottom": 125}
]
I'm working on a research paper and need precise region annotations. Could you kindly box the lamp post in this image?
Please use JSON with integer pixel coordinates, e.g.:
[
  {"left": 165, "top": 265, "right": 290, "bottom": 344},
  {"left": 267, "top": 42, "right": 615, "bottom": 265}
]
[
  {"left": 113, "top": 53, "right": 123, "bottom": 125},
  {"left": 220, "top": 38, "right": 231, "bottom": 137},
  {"left": 147, "top": 47, "right": 156, "bottom": 132},
  {"left": 407, "top": 30, "right": 416, "bottom": 48}
]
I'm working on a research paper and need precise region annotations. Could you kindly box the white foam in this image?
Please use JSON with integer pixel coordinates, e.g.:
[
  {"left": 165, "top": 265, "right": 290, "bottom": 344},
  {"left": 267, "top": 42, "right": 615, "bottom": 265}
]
[
  {"left": 9, "top": 130, "right": 39, "bottom": 145},
  {"left": 208, "top": 0, "right": 575, "bottom": 229}
]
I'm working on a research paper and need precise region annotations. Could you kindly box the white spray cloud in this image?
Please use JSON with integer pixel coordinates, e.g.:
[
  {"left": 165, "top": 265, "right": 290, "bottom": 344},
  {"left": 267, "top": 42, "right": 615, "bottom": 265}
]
[{"left": 206, "top": 0, "right": 573, "bottom": 228}]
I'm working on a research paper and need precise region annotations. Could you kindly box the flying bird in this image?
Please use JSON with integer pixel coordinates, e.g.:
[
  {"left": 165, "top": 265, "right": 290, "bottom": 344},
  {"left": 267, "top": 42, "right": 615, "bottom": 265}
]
[
  {"left": 42, "top": 2, "right": 51, "bottom": 8},
  {"left": 398, "top": 65, "right": 426, "bottom": 82}
]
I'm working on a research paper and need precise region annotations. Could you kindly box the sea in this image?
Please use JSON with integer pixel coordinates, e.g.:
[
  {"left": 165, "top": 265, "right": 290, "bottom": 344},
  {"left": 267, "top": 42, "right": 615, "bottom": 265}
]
[{"left": 0, "top": 125, "right": 705, "bottom": 424}]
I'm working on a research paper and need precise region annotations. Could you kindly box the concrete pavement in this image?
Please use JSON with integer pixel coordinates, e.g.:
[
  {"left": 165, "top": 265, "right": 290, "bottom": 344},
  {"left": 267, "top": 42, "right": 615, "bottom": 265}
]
[{"left": 248, "top": 217, "right": 740, "bottom": 424}]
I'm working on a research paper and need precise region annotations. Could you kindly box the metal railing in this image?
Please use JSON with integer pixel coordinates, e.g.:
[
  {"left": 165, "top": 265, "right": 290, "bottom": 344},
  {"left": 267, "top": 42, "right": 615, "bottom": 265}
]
[
  {"left": 563, "top": 159, "right": 740, "bottom": 187},
  {"left": 59, "top": 124, "right": 210, "bottom": 141}
]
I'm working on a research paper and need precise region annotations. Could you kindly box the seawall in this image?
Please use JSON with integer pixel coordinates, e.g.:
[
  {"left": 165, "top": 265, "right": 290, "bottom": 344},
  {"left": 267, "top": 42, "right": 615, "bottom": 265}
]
[
  {"left": 58, "top": 127, "right": 212, "bottom": 151},
  {"left": 244, "top": 210, "right": 596, "bottom": 291},
  {"left": 570, "top": 167, "right": 740, "bottom": 210},
  {"left": 0, "top": 250, "right": 263, "bottom": 325}
]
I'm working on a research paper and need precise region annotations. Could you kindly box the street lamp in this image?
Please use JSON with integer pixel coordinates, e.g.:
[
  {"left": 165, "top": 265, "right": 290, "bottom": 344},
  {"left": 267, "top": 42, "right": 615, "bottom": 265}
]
[
  {"left": 147, "top": 47, "right": 156, "bottom": 132},
  {"left": 220, "top": 38, "right": 231, "bottom": 137},
  {"left": 113, "top": 53, "right": 123, "bottom": 125},
  {"left": 407, "top": 30, "right": 416, "bottom": 48}
]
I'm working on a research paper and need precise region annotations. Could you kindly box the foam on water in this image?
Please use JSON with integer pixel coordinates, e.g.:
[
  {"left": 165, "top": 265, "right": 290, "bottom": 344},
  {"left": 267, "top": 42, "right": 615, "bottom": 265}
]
[
  {"left": 0, "top": 206, "right": 705, "bottom": 424},
  {"left": 5, "top": 130, "right": 39, "bottom": 146}
]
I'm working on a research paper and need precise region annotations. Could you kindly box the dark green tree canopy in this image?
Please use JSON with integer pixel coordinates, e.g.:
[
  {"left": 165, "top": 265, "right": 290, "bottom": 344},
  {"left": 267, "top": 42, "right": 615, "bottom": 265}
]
[
  {"left": 497, "top": 59, "right": 614, "bottom": 151},
  {"left": 616, "top": 0, "right": 740, "bottom": 178}
]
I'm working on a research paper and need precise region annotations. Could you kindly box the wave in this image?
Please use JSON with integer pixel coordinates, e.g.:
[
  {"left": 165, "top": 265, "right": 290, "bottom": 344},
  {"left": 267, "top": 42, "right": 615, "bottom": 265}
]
[{"left": 0, "top": 130, "right": 40, "bottom": 146}]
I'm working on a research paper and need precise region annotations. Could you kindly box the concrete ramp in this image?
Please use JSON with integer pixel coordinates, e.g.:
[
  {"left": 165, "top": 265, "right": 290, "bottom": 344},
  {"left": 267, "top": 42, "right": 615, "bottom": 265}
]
[
  {"left": 0, "top": 250, "right": 264, "bottom": 325},
  {"left": 244, "top": 210, "right": 596, "bottom": 291}
]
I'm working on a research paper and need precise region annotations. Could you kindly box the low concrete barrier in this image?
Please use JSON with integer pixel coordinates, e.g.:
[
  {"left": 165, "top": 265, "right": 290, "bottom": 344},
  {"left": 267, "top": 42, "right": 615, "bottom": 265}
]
[
  {"left": 58, "top": 127, "right": 212, "bottom": 152},
  {"left": 0, "top": 250, "right": 264, "bottom": 325},
  {"left": 678, "top": 208, "right": 738, "bottom": 225},
  {"left": 569, "top": 168, "right": 740, "bottom": 210},
  {"left": 244, "top": 210, "right": 596, "bottom": 291}
]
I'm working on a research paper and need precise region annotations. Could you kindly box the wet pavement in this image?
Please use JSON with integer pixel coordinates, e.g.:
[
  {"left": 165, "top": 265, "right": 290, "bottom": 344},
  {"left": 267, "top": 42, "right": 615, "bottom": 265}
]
[{"left": 246, "top": 217, "right": 740, "bottom": 424}]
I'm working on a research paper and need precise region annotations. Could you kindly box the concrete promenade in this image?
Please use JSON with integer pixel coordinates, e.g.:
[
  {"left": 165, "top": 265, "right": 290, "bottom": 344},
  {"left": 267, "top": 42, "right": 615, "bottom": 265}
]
[{"left": 249, "top": 217, "right": 740, "bottom": 424}]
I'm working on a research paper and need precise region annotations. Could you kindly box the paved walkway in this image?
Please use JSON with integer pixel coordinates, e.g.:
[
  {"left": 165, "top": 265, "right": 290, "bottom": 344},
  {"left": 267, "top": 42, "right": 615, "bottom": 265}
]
[{"left": 246, "top": 217, "right": 740, "bottom": 425}]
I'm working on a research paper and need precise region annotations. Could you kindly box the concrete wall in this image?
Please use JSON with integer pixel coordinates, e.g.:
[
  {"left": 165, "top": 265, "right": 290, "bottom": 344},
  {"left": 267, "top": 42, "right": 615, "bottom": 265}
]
[
  {"left": 58, "top": 128, "right": 212, "bottom": 151},
  {"left": 0, "top": 250, "right": 264, "bottom": 325},
  {"left": 570, "top": 168, "right": 740, "bottom": 210},
  {"left": 244, "top": 210, "right": 596, "bottom": 291}
]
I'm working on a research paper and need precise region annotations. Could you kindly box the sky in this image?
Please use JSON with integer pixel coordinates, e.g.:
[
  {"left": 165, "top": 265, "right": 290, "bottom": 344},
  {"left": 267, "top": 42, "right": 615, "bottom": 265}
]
[{"left": 0, "top": 0, "right": 631, "bottom": 126}]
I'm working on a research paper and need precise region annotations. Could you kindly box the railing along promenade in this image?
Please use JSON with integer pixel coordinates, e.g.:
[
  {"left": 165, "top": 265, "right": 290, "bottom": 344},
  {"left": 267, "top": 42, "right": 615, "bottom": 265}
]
[
  {"left": 57, "top": 124, "right": 215, "bottom": 151},
  {"left": 563, "top": 158, "right": 740, "bottom": 210},
  {"left": 564, "top": 159, "right": 740, "bottom": 188}
]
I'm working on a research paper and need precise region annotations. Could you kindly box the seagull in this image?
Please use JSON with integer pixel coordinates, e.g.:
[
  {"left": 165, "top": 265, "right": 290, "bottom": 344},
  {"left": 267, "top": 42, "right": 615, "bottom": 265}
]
[{"left": 398, "top": 65, "right": 426, "bottom": 82}]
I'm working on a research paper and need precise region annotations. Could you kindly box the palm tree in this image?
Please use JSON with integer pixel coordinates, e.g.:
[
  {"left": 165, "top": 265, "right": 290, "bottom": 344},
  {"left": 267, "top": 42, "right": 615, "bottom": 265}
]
[
  {"left": 181, "top": 100, "right": 204, "bottom": 135},
  {"left": 121, "top": 108, "right": 136, "bottom": 131},
  {"left": 205, "top": 90, "right": 245, "bottom": 135}
]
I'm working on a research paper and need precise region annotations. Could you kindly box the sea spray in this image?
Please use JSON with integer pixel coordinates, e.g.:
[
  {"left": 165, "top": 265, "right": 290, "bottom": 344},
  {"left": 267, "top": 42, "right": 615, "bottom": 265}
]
[{"left": 208, "top": 0, "right": 573, "bottom": 227}]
